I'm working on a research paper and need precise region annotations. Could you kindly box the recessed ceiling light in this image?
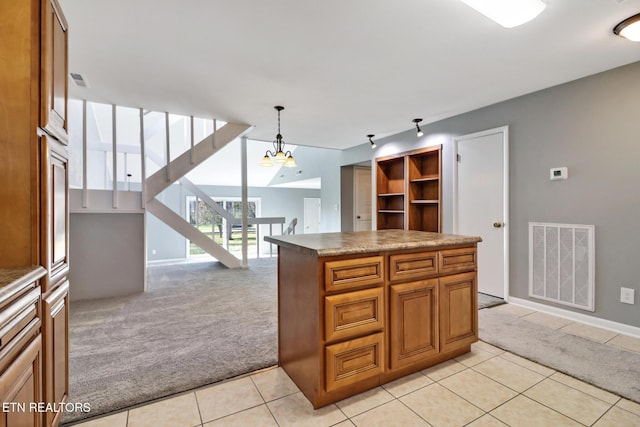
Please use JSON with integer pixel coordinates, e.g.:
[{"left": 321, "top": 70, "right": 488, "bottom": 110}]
[
  {"left": 459, "top": 0, "right": 546, "bottom": 28},
  {"left": 613, "top": 13, "right": 640, "bottom": 42}
]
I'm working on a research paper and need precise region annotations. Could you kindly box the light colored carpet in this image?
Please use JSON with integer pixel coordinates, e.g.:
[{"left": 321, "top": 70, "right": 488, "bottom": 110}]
[
  {"left": 477, "top": 292, "right": 505, "bottom": 310},
  {"left": 63, "top": 258, "right": 278, "bottom": 424},
  {"left": 479, "top": 307, "right": 640, "bottom": 403}
]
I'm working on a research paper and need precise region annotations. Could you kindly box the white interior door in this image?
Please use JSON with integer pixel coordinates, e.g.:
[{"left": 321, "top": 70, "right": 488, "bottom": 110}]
[
  {"left": 454, "top": 127, "right": 508, "bottom": 298},
  {"left": 304, "top": 198, "right": 321, "bottom": 234},
  {"left": 354, "top": 167, "right": 372, "bottom": 231}
]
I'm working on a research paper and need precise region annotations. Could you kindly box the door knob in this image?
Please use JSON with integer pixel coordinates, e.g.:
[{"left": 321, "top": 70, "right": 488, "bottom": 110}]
[
  {"left": 356, "top": 215, "right": 361, "bottom": 219},
  {"left": 493, "top": 222, "right": 503, "bottom": 228}
]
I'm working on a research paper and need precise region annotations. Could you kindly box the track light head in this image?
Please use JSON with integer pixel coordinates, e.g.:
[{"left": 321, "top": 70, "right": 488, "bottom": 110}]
[
  {"left": 367, "top": 134, "right": 376, "bottom": 149},
  {"left": 412, "top": 118, "right": 424, "bottom": 137}
]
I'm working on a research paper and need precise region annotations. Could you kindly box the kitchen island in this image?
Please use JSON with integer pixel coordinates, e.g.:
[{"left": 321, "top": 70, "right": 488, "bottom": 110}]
[{"left": 264, "top": 229, "right": 482, "bottom": 408}]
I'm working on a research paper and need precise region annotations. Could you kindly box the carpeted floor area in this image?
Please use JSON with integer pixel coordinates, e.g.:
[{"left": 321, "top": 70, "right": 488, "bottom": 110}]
[
  {"left": 477, "top": 292, "right": 505, "bottom": 310},
  {"left": 64, "top": 258, "right": 638, "bottom": 425},
  {"left": 479, "top": 307, "right": 640, "bottom": 403},
  {"left": 64, "top": 258, "right": 279, "bottom": 424}
]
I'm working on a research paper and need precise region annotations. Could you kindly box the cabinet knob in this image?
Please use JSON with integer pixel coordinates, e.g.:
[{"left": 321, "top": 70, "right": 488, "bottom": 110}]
[{"left": 493, "top": 222, "right": 503, "bottom": 228}]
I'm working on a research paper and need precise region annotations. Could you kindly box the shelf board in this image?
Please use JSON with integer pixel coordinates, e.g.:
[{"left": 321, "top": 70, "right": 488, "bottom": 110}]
[
  {"left": 410, "top": 200, "right": 439, "bottom": 204},
  {"left": 377, "top": 193, "right": 405, "bottom": 197},
  {"left": 410, "top": 175, "right": 439, "bottom": 183},
  {"left": 378, "top": 210, "right": 405, "bottom": 214}
]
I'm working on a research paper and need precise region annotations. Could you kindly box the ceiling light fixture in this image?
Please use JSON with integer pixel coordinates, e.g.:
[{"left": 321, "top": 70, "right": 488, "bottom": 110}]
[
  {"left": 260, "top": 106, "right": 297, "bottom": 168},
  {"left": 459, "top": 0, "right": 546, "bottom": 28},
  {"left": 412, "top": 119, "right": 424, "bottom": 137},
  {"left": 613, "top": 13, "right": 640, "bottom": 42},
  {"left": 368, "top": 134, "right": 376, "bottom": 149}
]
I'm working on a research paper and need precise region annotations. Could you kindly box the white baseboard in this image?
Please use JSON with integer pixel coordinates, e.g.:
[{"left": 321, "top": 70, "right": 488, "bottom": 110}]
[{"left": 507, "top": 297, "right": 640, "bottom": 339}]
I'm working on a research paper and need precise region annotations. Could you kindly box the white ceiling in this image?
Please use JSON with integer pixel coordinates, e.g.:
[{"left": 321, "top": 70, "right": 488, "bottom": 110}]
[{"left": 61, "top": 0, "right": 640, "bottom": 150}]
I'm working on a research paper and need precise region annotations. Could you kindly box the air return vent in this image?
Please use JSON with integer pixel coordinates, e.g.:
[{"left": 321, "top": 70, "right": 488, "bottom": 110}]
[
  {"left": 70, "top": 72, "right": 88, "bottom": 87},
  {"left": 529, "top": 222, "right": 595, "bottom": 311}
]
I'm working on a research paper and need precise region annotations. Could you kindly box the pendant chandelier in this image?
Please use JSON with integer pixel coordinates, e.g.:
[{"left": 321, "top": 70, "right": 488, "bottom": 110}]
[{"left": 260, "top": 106, "right": 297, "bottom": 168}]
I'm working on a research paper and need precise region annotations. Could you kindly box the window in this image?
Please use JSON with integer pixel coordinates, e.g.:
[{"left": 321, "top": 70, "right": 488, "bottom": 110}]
[{"left": 186, "top": 196, "right": 260, "bottom": 257}]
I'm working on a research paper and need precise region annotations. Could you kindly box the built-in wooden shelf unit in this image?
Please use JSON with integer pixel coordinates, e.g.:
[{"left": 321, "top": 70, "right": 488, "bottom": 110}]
[{"left": 376, "top": 145, "right": 441, "bottom": 231}]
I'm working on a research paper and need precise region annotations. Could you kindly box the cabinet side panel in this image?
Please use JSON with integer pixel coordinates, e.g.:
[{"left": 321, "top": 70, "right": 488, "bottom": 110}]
[
  {"left": 0, "top": 0, "right": 40, "bottom": 267},
  {"left": 278, "top": 247, "right": 321, "bottom": 403}
]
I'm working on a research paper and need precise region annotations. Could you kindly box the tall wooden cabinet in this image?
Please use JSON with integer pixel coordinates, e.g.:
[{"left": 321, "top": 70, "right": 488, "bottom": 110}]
[
  {"left": 0, "top": 0, "right": 70, "bottom": 425},
  {"left": 376, "top": 145, "right": 441, "bottom": 232}
]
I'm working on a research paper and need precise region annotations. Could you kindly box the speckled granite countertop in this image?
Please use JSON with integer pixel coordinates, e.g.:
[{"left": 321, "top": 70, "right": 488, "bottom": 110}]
[
  {"left": 264, "top": 230, "right": 482, "bottom": 257},
  {"left": 0, "top": 266, "right": 46, "bottom": 305}
]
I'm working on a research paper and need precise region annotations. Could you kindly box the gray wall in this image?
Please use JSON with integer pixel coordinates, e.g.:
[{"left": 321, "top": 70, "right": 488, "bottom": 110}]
[
  {"left": 69, "top": 213, "right": 145, "bottom": 301},
  {"left": 340, "top": 61, "right": 640, "bottom": 328},
  {"left": 146, "top": 183, "right": 321, "bottom": 261},
  {"left": 147, "top": 185, "right": 187, "bottom": 261},
  {"left": 269, "top": 145, "right": 344, "bottom": 232},
  {"left": 340, "top": 166, "right": 355, "bottom": 232}
]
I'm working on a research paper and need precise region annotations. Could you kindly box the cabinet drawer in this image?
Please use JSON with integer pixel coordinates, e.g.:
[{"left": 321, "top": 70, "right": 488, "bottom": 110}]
[
  {"left": 324, "top": 256, "right": 384, "bottom": 292},
  {"left": 438, "top": 247, "right": 477, "bottom": 275},
  {"left": 325, "top": 333, "right": 384, "bottom": 392},
  {"left": 389, "top": 251, "right": 438, "bottom": 282},
  {"left": 325, "top": 288, "right": 384, "bottom": 343},
  {"left": 0, "top": 288, "right": 40, "bottom": 351}
]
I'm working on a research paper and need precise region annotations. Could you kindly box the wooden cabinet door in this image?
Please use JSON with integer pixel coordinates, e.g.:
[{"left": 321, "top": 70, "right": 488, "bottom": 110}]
[
  {"left": 40, "top": 0, "right": 68, "bottom": 142},
  {"left": 439, "top": 272, "right": 478, "bottom": 353},
  {"left": 40, "top": 136, "right": 69, "bottom": 292},
  {"left": 42, "top": 281, "right": 69, "bottom": 427},
  {"left": 0, "top": 335, "right": 43, "bottom": 427},
  {"left": 389, "top": 279, "right": 439, "bottom": 369}
]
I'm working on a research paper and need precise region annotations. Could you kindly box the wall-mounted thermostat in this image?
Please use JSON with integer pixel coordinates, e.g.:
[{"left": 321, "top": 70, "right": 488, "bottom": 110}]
[{"left": 550, "top": 167, "right": 568, "bottom": 180}]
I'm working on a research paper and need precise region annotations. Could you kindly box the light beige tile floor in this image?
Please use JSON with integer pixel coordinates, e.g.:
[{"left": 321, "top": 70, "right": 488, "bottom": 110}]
[
  {"left": 560, "top": 322, "right": 619, "bottom": 344},
  {"left": 71, "top": 307, "right": 640, "bottom": 427},
  {"left": 521, "top": 311, "right": 574, "bottom": 330}
]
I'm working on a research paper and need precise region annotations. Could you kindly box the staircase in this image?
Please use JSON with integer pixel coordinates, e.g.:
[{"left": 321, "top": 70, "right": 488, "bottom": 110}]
[
  {"left": 145, "top": 122, "right": 251, "bottom": 200},
  {"left": 145, "top": 121, "right": 252, "bottom": 269}
]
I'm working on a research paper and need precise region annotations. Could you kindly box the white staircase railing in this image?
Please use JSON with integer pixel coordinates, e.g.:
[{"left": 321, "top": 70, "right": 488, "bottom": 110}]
[
  {"left": 70, "top": 101, "right": 265, "bottom": 270},
  {"left": 145, "top": 122, "right": 252, "bottom": 201}
]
